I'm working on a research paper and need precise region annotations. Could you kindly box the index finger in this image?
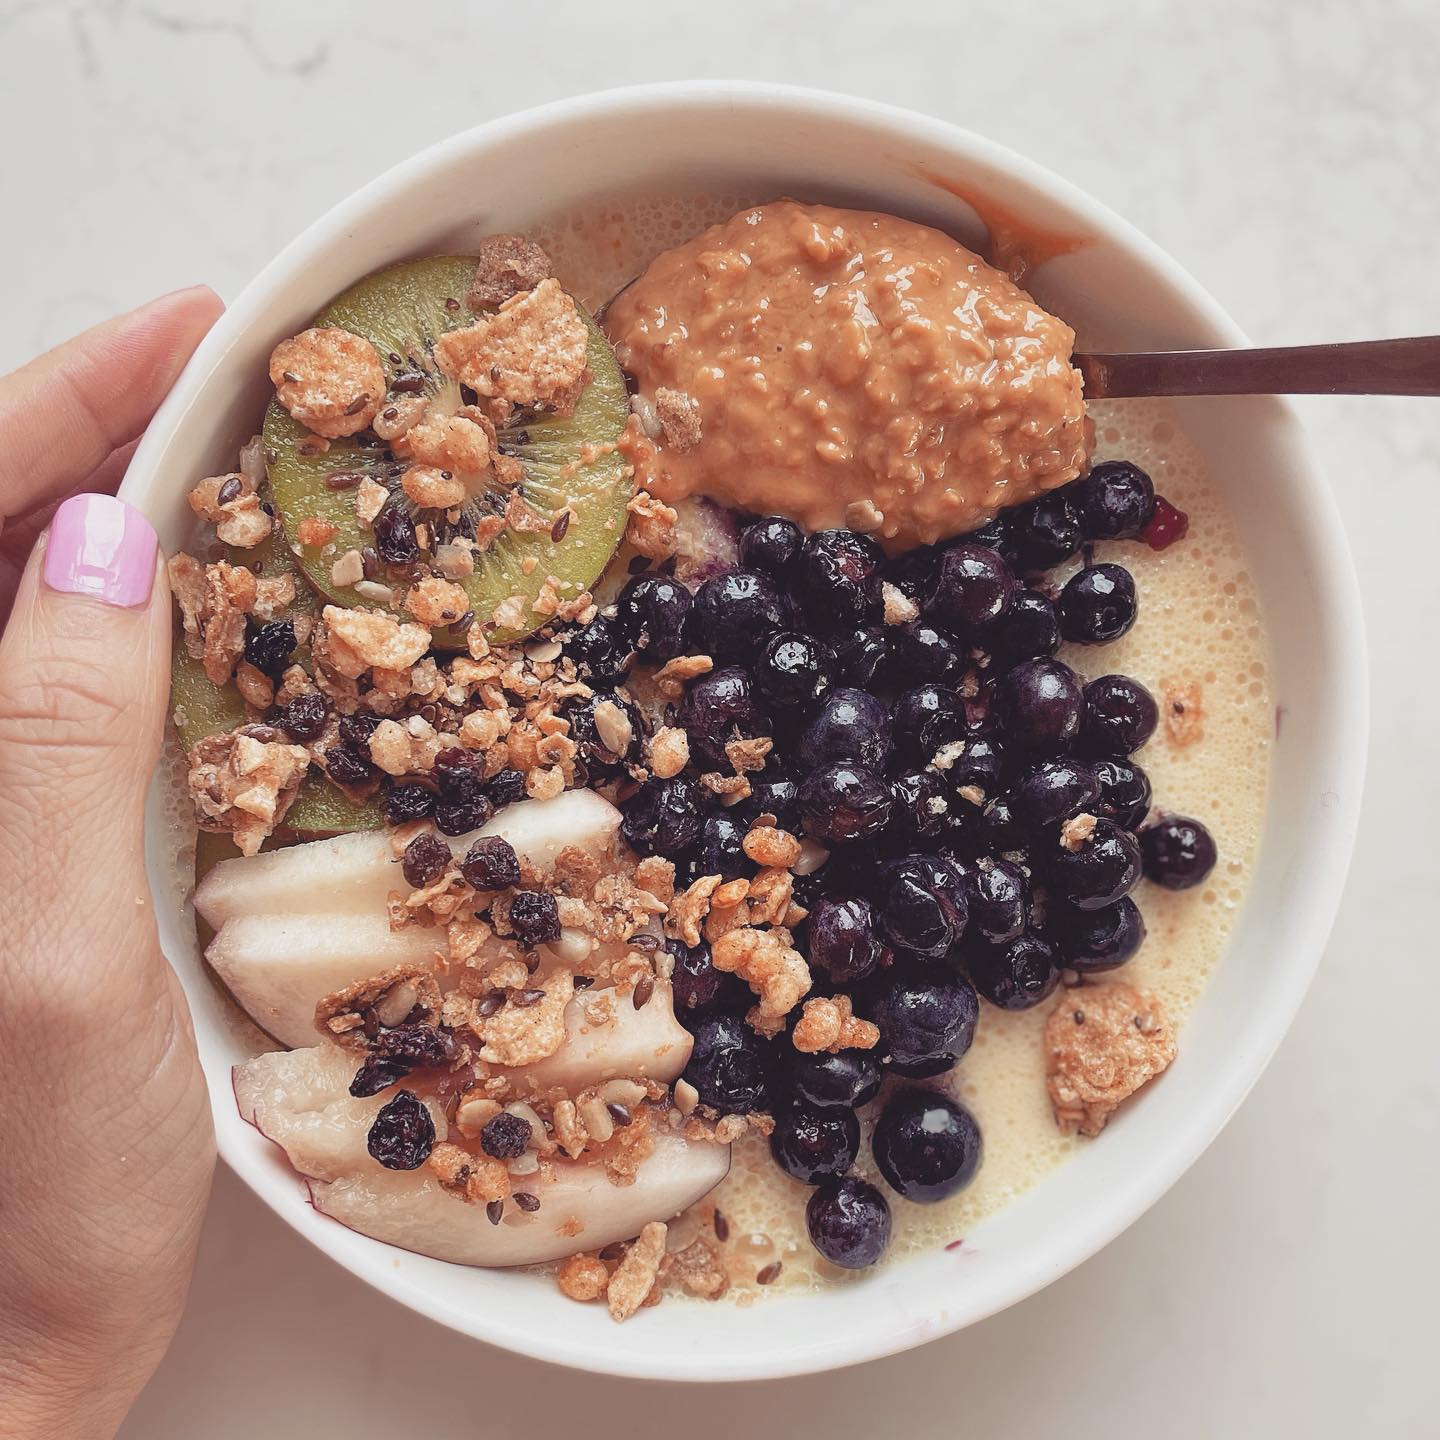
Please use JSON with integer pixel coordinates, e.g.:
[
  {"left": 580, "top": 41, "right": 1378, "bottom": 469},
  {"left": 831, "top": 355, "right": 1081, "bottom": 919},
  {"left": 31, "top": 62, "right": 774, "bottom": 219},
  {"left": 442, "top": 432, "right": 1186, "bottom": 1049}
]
[{"left": 0, "top": 285, "right": 225, "bottom": 526}]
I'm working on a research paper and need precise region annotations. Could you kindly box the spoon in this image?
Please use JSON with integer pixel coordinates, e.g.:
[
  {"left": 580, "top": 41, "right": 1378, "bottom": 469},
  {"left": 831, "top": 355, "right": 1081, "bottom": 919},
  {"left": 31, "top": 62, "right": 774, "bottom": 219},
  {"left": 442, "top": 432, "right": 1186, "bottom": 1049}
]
[{"left": 1073, "top": 335, "right": 1440, "bottom": 399}]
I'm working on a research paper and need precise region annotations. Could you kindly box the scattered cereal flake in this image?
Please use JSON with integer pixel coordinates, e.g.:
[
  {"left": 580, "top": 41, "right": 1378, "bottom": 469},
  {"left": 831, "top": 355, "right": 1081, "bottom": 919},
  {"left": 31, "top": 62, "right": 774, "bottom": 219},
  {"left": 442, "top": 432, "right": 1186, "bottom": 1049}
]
[
  {"left": 468, "top": 234, "right": 554, "bottom": 311},
  {"left": 711, "top": 927, "right": 811, "bottom": 1020},
  {"left": 396, "top": 408, "right": 493, "bottom": 479},
  {"left": 606, "top": 1221, "right": 667, "bottom": 1323},
  {"left": 724, "top": 736, "right": 772, "bottom": 775},
  {"left": 1044, "top": 982, "right": 1177, "bottom": 1137},
  {"left": 652, "top": 654, "right": 712, "bottom": 697},
  {"left": 557, "top": 1252, "right": 610, "bottom": 1303},
  {"left": 330, "top": 548, "right": 365, "bottom": 588},
  {"left": 251, "top": 574, "right": 296, "bottom": 622},
  {"left": 354, "top": 476, "right": 389, "bottom": 527},
  {"left": 1162, "top": 677, "right": 1205, "bottom": 748},
  {"left": 315, "top": 964, "right": 442, "bottom": 1048},
  {"left": 295, "top": 514, "right": 339, "bottom": 548},
  {"left": 882, "top": 581, "right": 920, "bottom": 625},
  {"left": 653, "top": 387, "right": 702, "bottom": 453},
  {"left": 666, "top": 874, "right": 722, "bottom": 948},
  {"left": 478, "top": 971, "right": 575, "bottom": 1068},
  {"left": 625, "top": 488, "right": 678, "bottom": 560},
  {"left": 187, "top": 730, "right": 309, "bottom": 855},
  {"left": 792, "top": 995, "right": 879, "bottom": 1054},
  {"left": 404, "top": 576, "right": 470, "bottom": 627},
  {"left": 402, "top": 464, "right": 468, "bottom": 511},
  {"left": 741, "top": 825, "right": 801, "bottom": 869},
  {"left": 269, "top": 326, "right": 385, "bottom": 438},
  {"left": 321, "top": 606, "right": 431, "bottom": 677},
  {"left": 647, "top": 725, "right": 690, "bottom": 779}
]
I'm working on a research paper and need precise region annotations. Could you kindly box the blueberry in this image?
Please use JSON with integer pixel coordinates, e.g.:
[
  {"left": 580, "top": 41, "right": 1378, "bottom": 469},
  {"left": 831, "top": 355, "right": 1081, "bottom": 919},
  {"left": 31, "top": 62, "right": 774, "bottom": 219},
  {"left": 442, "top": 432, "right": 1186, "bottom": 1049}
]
[
  {"left": 882, "top": 546, "right": 942, "bottom": 605},
  {"left": 244, "top": 618, "right": 297, "bottom": 680},
  {"left": 889, "top": 768, "right": 959, "bottom": 842},
  {"left": 891, "top": 685, "right": 968, "bottom": 768},
  {"left": 806, "top": 896, "right": 887, "bottom": 984},
  {"left": 1046, "top": 818, "right": 1143, "bottom": 910},
  {"left": 752, "top": 631, "right": 836, "bottom": 714},
  {"left": 886, "top": 1053, "right": 963, "bottom": 1079},
  {"left": 1080, "top": 674, "right": 1159, "bottom": 757},
  {"left": 740, "top": 515, "right": 804, "bottom": 574},
  {"left": 875, "top": 854, "right": 968, "bottom": 958},
  {"left": 958, "top": 858, "right": 1029, "bottom": 944},
  {"left": 677, "top": 665, "right": 770, "bottom": 771},
  {"left": 873, "top": 1090, "right": 983, "bottom": 1202},
  {"left": 565, "top": 613, "right": 635, "bottom": 685},
  {"left": 863, "top": 961, "right": 979, "bottom": 1069},
  {"left": 794, "top": 529, "right": 884, "bottom": 632},
  {"left": 797, "top": 763, "right": 893, "bottom": 845},
  {"left": 620, "top": 776, "right": 706, "bottom": 860},
  {"left": 1005, "top": 490, "right": 1083, "bottom": 573},
  {"left": 1140, "top": 815, "right": 1218, "bottom": 889},
  {"left": 733, "top": 774, "right": 802, "bottom": 832},
  {"left": 966, "top": 933, "right": 1060, "bottom": 1009},
  {"left": 567, "top": 690, "right": 644, "bottom": 769},
  {"left": 1091, "top": 758, "right": 1152, "bottom": 829},
  {"left": 806, "top": 1176, "right": 892, "bottom": 1269},
  {"left": 973, "top": 793, "right": 1025, "bottom": 854},
  {"left": 995, "top": 658, "right": 1085, "bottom": 756},
  {"left": 1053, "top": 897, "right": 1146, "bottom": 972},
  {"left": 691, "top": 570, "right": 792, "bottom": 660},
  {"left": 667, "top": 938, "right": 749, "bottom": 1017},
  {"left": 385, "top": 783, "right": 436, "bottom": 825},
  {"left": 984, "top": 590, "right": 1060, "bottom": 669},
  {"left": 941, "top": 730, "right": 1007, "bottom": 800},
  {"left": 798, "top": 687, "right": 891, "bottom": 770},
  {"left": 1071, "top": 460, "right": 1156, "bottom": 541},
  {"left": 925, "top": 543, "right": 1017, "bottom": 633},
  {"left": 884, "top": 622, "right": 967, "bottom": 687},
  {"left": 682, "top": 1012, "right": 773, "bottom": 1114},
  {"left": 1009, "top": 758, "right": 1101, "bottom": 832},
  {"left": 833, "top": 627, "right": 889, "bottom": 687},
  {"left": 787, "top": 1049, "right": 883, "bottom": 1110},
  {"left": 686, "top": 812, "right": 754, "bottom": 883},
  {"left": 770, "top": 1102, "right": 861, "bottom": 1184},
  {"left": 1058, "top": 564, "right": 1138, "bottom": 645},
  {"left": 615, "top": 573, "right": 692, "bottom": 662},
  {"left": 966, "top": 515, "right": 1009, "bottom": 550}
]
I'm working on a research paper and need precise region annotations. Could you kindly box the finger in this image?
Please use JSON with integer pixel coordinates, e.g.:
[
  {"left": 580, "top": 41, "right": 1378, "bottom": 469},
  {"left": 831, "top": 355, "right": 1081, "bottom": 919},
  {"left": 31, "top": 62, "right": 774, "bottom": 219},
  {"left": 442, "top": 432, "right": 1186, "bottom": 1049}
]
[
  {"left": 0, "top": 493, "right": 171, "bottom": 1007},
  {"left": 0, "top": 286, "right": 224, "bottom": 527}
]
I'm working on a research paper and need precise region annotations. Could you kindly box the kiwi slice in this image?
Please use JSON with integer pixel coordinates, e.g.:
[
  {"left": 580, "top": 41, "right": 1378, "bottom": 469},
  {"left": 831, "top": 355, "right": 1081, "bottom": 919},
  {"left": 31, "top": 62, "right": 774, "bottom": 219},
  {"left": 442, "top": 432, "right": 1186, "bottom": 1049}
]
[{"left": 263, "top": 256, "right": 632, "bottom": 644}]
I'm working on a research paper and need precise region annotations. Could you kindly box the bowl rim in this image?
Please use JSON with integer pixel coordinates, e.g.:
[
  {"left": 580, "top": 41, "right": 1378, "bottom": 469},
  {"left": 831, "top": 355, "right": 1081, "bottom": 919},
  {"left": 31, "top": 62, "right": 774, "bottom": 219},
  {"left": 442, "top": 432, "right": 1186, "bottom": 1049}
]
[{"left": 125, "top": 79, "right": 1368, "bottom": 1380}]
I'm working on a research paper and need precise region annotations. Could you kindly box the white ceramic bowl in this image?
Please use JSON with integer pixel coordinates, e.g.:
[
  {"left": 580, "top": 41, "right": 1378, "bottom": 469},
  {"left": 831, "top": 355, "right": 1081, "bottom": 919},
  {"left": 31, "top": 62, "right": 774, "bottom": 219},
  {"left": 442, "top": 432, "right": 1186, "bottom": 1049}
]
[{"left": 128, "top": 82, "right": 1366, "bottom": 1381}]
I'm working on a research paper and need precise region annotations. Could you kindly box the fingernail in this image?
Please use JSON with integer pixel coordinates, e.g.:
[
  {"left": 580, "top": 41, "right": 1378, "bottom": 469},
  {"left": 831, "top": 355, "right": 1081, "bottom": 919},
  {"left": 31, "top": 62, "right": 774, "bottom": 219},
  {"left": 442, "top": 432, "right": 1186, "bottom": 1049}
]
[{"left": 43, "top": 494, "right": 158, "bottom": 608}]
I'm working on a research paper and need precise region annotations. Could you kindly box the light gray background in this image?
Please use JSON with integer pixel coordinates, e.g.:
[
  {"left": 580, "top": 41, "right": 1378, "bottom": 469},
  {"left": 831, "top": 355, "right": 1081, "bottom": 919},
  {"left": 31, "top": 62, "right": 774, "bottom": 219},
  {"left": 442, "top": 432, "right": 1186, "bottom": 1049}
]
[{"left": 1, "top": 1, "right": 1433, "bottom": 1434}]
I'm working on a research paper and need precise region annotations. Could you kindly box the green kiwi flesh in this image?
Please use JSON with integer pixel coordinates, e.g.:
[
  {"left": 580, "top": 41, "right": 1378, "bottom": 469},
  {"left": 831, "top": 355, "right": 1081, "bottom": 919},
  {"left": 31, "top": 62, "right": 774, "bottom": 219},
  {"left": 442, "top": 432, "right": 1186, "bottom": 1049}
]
[{"left": 263, "top": 256, "right": 632, "bottom": 644}]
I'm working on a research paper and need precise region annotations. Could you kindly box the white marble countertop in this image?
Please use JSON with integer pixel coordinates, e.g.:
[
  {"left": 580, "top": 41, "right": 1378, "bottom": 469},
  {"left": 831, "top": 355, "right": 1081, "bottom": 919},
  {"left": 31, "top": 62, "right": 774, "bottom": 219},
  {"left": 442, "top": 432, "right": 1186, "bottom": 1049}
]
[{"left": 2, "top": 1, "right": 1434, "bottom": 1434}]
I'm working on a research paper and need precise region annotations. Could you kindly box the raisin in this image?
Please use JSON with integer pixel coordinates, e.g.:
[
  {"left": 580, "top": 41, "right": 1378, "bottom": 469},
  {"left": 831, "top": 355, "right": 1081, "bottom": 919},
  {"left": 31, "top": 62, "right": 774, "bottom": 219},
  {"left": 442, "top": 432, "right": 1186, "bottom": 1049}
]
[
  {"left": 276, "top": 691, "right": 327, "bottom": 742},
  {"left": 484, "top": 769, "right": 527, "bottom": 808},
  {"left": 479, "top": 1111, "right": 532, "bottom": 1160},
  {"left": 509, "top": 890, "right": 560, "bottom": 947},
  {"left": 435, "top": 798, "right": 492, "bottom": 837},
  {"left": 401, "top": 832, "right": 451, "bottom": 888},
  {"left": 338, "top": 710, "right": 382, "bottom": 749},
  {"left": 243, "top": 618, "right": 297, "bottom": 680},
  {"left": 325, "top": 743, "right": 375, "bottom": 787},
  {"left": 366, "top": 1090, "right": 435, "bottom": 1170},
  {"left": 385, "top": 783, "right": 436, "bottom": 825},
  {"left": 349, "top": 1056, "right": 411, "bottom": 1098},
  {"left": 373, "top": 500, "right": 420, "bottom": 564},
  {"left": 375, "top": 1023, "right": 457, "bottom": 1068},
  {"left": 435, "top": 747, "right": 487, "bottom": 804},
  {"left": 460, "top": 836, "right": 522, "bottom": 891}
]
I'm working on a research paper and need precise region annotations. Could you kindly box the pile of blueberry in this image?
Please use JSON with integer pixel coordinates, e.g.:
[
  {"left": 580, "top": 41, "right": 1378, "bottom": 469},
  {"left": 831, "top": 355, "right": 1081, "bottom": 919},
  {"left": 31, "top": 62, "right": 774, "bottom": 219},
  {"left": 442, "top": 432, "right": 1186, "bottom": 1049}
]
[{"left": 563, "top": 460, "right": 1217, "bottom": 1271}]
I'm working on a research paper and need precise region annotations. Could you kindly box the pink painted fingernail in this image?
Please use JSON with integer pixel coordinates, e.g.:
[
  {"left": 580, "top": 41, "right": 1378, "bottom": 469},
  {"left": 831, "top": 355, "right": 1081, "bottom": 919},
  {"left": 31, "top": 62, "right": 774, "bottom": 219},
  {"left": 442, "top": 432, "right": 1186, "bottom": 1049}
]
[{"left": 43, "top": 494, "right": 158, "bottom": 608}]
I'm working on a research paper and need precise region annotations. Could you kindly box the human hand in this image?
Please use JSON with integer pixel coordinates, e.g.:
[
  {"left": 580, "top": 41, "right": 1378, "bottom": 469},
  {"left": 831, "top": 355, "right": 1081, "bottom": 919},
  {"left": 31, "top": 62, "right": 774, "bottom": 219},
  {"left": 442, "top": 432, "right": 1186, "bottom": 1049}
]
[{"left": 0, "top": 289, "right": 225, "bottom": 1440}]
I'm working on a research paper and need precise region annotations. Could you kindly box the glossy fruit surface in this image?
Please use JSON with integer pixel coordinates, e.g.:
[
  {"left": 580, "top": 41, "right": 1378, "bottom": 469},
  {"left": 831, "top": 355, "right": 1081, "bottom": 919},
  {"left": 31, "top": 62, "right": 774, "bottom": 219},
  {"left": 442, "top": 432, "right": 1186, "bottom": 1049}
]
[
  {"left": 873, "top": 1090, "right": 983, "bottom": 1202},
  {"left": 1057, "top": 564, "right": 1138, "bottom": 645},
  {"left": 682, "top": 1013, "right": 773, "bottom": 1114},
  {"left": 1053, "top": 897, "right": 1147, "bottom": 972},
  {"left": 995, "top": 658, "right": 1085, "bottom": 756},
  {"left": 875, "top": 854, "right": 968, "bottom": 958},
  {"left": 797, "top": 763, "right": 893, "bottom": 845},
  {"left": 806, "top": 1177, "right": 892, "bottom": 1268},
  {"left": 787, "top": 1049, "right": 884, "bottom": 1110},
  {"left": 806, "top": 896, "right": 887, "bottom": 984},
  {"left": 770, "top": 1103, "right": 861, "bottom": 1184},
  {"left": 864, "top": 962, "right": 979, "bottom": 1069},
  {"left": 966, "top": 932, "right": 1061, "bottom": 1010},
  {"left": 1047, "top": 818, "right": 1143, "bottom": 909},
  {"left": 690, "top": 569, "right": 792, "bottom": 660},
  {"left": 1080, "top": 674, "right": 1159, "bottom": 756},
  {"left": 798, "top": 687, "right": 892, "bottom": 770},
  {"left": 1140, "top": 815, "right": 1218, "bottom": 889}
]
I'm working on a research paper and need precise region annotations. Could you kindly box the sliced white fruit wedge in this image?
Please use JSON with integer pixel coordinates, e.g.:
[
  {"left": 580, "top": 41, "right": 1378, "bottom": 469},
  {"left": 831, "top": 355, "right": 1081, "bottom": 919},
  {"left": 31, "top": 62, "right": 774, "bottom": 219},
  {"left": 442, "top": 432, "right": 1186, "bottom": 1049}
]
[
  {"left": 208, "top": 913, "right": 440, "bottom": 1050},
  {"left": 194, "top": 789, "right": 622, "bottom": 929},
  {"left": 308, "top": 1130, "right": 730, "bottom": 1268}
]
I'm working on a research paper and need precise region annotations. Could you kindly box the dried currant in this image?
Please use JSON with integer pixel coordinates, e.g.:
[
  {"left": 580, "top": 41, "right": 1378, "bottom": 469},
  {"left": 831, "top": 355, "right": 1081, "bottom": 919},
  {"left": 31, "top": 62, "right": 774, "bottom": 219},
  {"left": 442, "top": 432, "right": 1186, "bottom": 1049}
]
[
  {"left": 275, "top": 691, "right": 327, "bottom": 741},
  {"left": 325, "top": 743, "right": 375, "bottom": 787},
  {"left": 243, "top": 618, "right": 297, "bottom": 680},
  {"left": 349, "top": 1056, "right": 411, "bottom": 1098},
  {"left": 479, "top": 1111, "right": 532, "bottom": 1160},
  {"left": 385, "top": 783, "right": 436, "bottom": 824},
  {"left": 509, "top": 890, "right": 560, "bottom": 946},
  {"left": 375, "top": 1023, "right": 457, "bottom": 1068},
  {"left": 401, "top": 832, "right": 451, "bottom": 888},
  {"left": 484, "top": 769, "right": 527, "bottom": 808},
  {"left": 435, "top": 797, "right": 492, "bottom": 837},
  {"left": 366, "top": 1089, "right": 435, "bottom": 1170},
  {"left": 373, "top": 500, "right": 420, "bottom": 564},
  {"left": 461, "top": 835, "right": 522, "bottom": 891}
]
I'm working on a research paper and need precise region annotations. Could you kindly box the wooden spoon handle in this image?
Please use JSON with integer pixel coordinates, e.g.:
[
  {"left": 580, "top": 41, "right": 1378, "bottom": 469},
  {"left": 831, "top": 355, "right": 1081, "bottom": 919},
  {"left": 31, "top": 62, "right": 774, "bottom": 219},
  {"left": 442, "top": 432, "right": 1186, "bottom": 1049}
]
[{"left": 1074, "top": 335, "right": 1440, "bottom": 399}]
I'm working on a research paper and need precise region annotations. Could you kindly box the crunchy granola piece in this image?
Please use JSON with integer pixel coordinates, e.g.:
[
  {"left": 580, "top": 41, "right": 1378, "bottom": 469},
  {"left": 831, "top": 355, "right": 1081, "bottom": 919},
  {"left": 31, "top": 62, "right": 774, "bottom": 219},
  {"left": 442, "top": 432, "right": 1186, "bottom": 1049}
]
[
  {"left": 590, "top": 698, "right": 634, "bottom": 759},
  {"left": 556, "top": 1252, "right": 610, "bottom": 1303},
  {"left": 404, "top": 576, "right": 470, "bottom": 627},
  {"left": 1162, "top": 677, "right": 1205, "bottom": 748},
  {"left": 526, "top": 765, "right": 565, "bottom": 801},
  {"left": 165, "top": 553, "right": 208, "bottom": 638},
  {"left": 434, "top": 278, "right": 588, "bottom": 412},
  {"left": 168, "top": 556, "right": 256, "bottom": 685},
  {"left": 652, "top": 654, "right": 712, "bottom": 698},
  {"left": 711, "top": 927, "right": 811, "bottom": 1021},
  {"left": 724, "top": 736, "right": 773, "bottom": 776},
  {"left": 1059, "top": 812, "right": 1098, "bottom": 852},
  {"left": 666, "top": 1238, "right": 729, "bottom": 1300},
  {"left": 320, "top": 606, "right": 431, "bottom": 677},
  {"left": 401, "top": 464, "right": 468, "bottom": 511},
  {"left": 625, "top": 488, "right": 678, "bottom": 560},
  {"left": 491, "top": 593, "right": 528, "bottom": 631},
  {"left": 367, "top": 715, "right": 445, "bottom": 776},
  {"left": 646, "top": 725, "right": 689, "bottom": 779},
  {"left": 252, "top": 574, "right": 297, "bottom": 622},
  {"left": 467, "top": 234, "right": 554, "bottom": 311},
  {"left": 314, "top": 964, "right": 443, "bottom": 1048},
  {"left": 372, "top": 393, "right": 429, "bottom": 444},
  {"left": 746, "top": 867, "right": 794, "bottom": 927},
  {"left": 295, "top": 514, "right": 339, "bottom": 548},
  {"left": 352, "top": 476, "right": 389, "bottom": 528},
  {"left": 269, "top": 326, "right": 386, "bottom": 438},
  {"left": 652, "top": 387, "right": 702, "bottom": 452},
  {"left": 742, "top": 824, "right": 801, "bottom": 869},
  {"left": 699, "top": 771, "right": 751, "bottom": 804},
  {"left": 454, "top": 1091, "right": 503, "bottom": 1138},
  {"left": 233, "top": 661, "right": 275, "bottom": 711},
  {"left": 792, "top": 995, "right": 880, "bottom": 1054},
  {"left": 396, "top": 408, "right": 493, "bottom": 479},
  {"left": 666, "top": 874, "right": 722, "bottom": 948},
  {"left": 186, "top": 730, "right": 309, "bottom": 855},
  {"left": 633, "top": 856, "right": 676, "bottom": 907},
  {"left": 477, "top": 971, "right": 575, "bottom": 1068},
  {"left": 187, "top": 472, "right": 273, "bottom": 548},
  {"left": 435, "top": 541, "right": 476, "bottom": 579},
  {"left": 428, "top": 1143, "right": 510, "bottom": 1205},
  {"left": 606, "top": 1221, "right": 667, "bottom": 1323},
  {"left": 1044, "top": 982, "right": 1177, "bottom": 1137},
  {"left": 882, "top": 580, "right": 920, "bottom": 625},
  {"left": 329, "top": 548, "right": 365, "bottom": 589}
]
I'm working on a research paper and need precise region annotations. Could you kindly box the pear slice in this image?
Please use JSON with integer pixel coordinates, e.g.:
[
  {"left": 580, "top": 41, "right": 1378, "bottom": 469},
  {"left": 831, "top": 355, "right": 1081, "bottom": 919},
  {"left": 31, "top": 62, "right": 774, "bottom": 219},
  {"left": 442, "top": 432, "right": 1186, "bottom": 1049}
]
[{"left": 307, "top": 1130, "right": 729, "bottom": 1268}]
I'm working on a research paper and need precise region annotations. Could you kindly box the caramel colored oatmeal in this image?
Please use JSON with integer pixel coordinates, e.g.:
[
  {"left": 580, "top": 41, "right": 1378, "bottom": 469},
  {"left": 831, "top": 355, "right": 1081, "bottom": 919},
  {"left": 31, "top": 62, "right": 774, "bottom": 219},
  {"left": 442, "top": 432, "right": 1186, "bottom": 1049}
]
[{"left": 605, "top": 200, "right": 1087, "bottom": 552}]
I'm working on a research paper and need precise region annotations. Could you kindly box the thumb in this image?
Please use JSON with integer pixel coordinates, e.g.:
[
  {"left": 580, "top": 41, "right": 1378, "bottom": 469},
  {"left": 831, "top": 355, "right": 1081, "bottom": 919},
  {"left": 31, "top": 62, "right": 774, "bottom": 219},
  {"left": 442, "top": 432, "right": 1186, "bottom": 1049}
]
[{"left": 0, "top": 494, "right": 170, "bottom": 999}]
